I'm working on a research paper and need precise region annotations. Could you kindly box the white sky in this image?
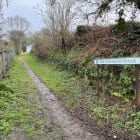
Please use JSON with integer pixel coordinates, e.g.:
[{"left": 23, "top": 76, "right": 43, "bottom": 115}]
[{"left": 3, "top": 0, "right": 45, "bottom": 32}]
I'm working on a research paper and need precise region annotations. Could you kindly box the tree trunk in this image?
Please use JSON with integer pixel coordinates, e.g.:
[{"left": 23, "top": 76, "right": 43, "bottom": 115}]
[{"left": 61, "top": 36, "right": 66, "bottom": 54}]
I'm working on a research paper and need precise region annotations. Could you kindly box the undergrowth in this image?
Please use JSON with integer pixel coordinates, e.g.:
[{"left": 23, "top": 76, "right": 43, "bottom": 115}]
[{"left": 23, "top": 54, "right": 140, "bottom": 137}]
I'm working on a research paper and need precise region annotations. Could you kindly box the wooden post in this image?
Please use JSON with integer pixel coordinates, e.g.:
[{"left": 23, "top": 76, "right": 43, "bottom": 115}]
[
  {"left": 1, "top": 47, "right": 5, "bottom": 77},
  {"left": 96, "top": 66, "right": 99, "bottom": 95},
  {"left": 135, "top": 65, "right": 140, "bottom": 111}
]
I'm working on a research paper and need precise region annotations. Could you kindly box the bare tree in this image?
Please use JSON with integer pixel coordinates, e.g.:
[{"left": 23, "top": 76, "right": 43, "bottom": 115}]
[
  {"left": 6, "top": 16, "right": 31, "bottom": 54},
  {"left": 0, "top": 0, "right": 9, "bottom": 39},
  {"left": 6, "top": 15, "right": 30, "bottom": 32},
  {"left": 37, "top": 0, "right": 76, "bottom": 52},
  {"left": 77, "top": 0, "right": 140, "bottom": 25},
  {"left": 9, "top": 30, "right": 26, "bottom": 54}
]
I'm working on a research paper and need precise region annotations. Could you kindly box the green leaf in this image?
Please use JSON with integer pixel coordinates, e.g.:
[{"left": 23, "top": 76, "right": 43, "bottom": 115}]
[{"left": 112, "top": 92, "right": 123, "bottom": 98}]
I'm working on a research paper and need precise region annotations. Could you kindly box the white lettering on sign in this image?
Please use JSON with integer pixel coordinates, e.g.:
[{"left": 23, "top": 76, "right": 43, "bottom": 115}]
[{"left": 94, "top": 57, "right": 140, "bottom": 65}]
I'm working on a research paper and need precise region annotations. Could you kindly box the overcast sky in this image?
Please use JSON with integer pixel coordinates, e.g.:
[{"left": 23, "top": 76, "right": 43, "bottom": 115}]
[
  {"left": 3, "top": 0, "right": 44, "bottom": 31},
  {"left": 3, "top": 0, "right": 140, "bottom": 32}
]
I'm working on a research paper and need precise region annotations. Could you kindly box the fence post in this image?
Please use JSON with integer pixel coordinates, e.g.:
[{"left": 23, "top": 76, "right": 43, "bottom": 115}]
[
  {"left": 1, "top": 44, "right": 5, "bottom": 77},
  {"left": 0, "top": 47, "right": 15, "bottom": 79}
]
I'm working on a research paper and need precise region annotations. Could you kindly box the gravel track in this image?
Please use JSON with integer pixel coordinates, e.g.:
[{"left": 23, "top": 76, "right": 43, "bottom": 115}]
[{"left": 22, "top": 59, "right": 105, "bottom": 140}]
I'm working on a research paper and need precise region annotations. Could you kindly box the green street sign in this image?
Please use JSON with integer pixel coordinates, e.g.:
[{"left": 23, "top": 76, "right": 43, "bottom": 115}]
[{"left": 94, "top": 57, "right": 140, "bottom": 65}]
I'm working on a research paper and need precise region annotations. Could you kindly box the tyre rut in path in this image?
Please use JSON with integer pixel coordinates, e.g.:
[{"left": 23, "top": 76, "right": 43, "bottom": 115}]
[{"left": 22, "top": 59, "right": 104, "bottom": 140}]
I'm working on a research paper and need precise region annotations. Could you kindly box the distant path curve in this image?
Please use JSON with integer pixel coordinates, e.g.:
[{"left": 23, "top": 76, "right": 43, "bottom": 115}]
[{"left": 21, "top": 58, "right": 104, "bottom": 140}]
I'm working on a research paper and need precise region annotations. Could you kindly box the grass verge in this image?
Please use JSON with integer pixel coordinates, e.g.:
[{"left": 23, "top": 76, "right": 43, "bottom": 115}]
[
  {"left": 0, "top": 57, "right": 63, "bottom": 140},
  {"left": 23, "top": 54, "right": 140, "bottom": 137}
]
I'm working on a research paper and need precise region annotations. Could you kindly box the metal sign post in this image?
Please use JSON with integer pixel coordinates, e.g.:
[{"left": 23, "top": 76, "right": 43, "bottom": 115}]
[{"left": 94, "top": 57, "right": 140, "bottom": 111}]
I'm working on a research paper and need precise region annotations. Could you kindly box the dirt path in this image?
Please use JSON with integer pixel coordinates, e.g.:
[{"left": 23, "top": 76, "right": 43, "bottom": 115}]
[{"left": 22, "top": 59, "right": 105, "bottom": 140}]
